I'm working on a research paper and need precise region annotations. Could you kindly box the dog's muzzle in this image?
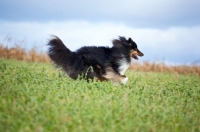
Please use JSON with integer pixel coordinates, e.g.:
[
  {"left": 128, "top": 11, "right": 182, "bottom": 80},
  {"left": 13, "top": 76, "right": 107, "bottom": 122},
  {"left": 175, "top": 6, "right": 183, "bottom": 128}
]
[{"left": 131, "top": 49, "right": 144, "bottom": 60}]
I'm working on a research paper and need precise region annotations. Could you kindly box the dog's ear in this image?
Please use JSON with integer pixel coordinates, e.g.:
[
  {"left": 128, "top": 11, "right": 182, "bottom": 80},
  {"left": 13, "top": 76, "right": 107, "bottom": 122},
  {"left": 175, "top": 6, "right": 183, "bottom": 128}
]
[
  {"left": 112, "top": 39, "right": 123, "bottom": 48},
  {"left": 120, "top": 38, "right": 132, "bottom": 46},
  {"left": 127, "top": 38, "right": 133, "bottom": 44},
  {"left": 113, "top": 37, "right": 133, "bottom": 48}
]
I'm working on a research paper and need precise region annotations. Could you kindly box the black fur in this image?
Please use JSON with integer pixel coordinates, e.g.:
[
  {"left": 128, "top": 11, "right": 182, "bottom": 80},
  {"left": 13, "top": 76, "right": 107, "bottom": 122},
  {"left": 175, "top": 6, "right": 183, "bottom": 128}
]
[{"left": 47, "top": 36, "right": 143, "bottom": 83}]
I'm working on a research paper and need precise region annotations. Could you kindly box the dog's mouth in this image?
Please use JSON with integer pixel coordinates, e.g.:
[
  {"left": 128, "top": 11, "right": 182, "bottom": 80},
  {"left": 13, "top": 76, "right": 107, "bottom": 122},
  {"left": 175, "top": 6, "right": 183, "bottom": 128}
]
[
  {"left": 132, "top": 54, "right": 138, "bottom": 60},
  {"left": 131, "top": 49, "right": 144, "bottom": 60}
]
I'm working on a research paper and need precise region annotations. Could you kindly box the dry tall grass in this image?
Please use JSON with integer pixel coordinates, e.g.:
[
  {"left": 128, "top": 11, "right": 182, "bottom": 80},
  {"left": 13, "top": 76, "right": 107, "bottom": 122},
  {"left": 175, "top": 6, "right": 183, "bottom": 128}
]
[
  {"left": 0, "top": 45, "right": 50, "bottom": 63},
  {"left": 0, "top": 44, "right": 199, "bottom": 76},
  {"left": 129, "top": 62, "right": 200, "bottom": 76}
]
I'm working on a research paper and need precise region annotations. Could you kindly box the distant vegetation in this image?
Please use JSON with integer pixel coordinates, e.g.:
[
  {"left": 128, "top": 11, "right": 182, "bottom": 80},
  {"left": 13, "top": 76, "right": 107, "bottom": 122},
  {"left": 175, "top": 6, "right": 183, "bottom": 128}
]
[
  {"left": 0, "top": 43, "right": 199, "bottom": 76},
  {"left": 0, "top": 44, "right": 50, "bottom": 63}
]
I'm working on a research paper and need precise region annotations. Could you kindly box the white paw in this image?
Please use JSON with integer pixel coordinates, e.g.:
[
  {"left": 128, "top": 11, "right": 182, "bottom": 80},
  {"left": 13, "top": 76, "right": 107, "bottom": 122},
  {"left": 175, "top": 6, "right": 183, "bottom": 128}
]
[
  {"left": 113, "top": 82, "right": 119, "bottom": 86},
  {"left": 121, "top": 77, "right": 128, "bottom": 84}
]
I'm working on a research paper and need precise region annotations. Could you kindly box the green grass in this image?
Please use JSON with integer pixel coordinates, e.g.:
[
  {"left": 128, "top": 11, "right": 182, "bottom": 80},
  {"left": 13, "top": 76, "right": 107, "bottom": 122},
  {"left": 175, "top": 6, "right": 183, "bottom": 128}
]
[{"left": 0, "top": 59, "right": 200, "bottom": 132}]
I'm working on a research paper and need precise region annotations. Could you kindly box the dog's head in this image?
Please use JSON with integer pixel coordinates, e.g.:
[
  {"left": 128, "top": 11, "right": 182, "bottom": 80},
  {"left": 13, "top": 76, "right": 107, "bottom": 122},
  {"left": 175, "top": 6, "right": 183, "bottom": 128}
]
[
  {"left": 112, "top": 36, "right": 144, "bottom": 60},
  {"left": 128, "top": 38, "right": 144, "bottom": 60}
]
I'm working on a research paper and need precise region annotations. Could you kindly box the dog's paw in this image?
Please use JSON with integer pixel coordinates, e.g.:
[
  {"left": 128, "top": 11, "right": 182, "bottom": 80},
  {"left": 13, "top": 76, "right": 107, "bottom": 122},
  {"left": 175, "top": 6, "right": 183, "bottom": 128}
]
[
  {"left": 121, "top": 77, "right": 128, "bottom": 84},
  {"left": 113, "top": 82, "right": 119, "bottom": 86}
]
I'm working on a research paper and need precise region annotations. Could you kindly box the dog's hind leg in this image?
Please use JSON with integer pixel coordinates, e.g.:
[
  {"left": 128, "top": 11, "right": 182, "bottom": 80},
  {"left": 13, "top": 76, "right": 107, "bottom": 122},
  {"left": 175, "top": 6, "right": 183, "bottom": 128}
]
[{"left": 97, "top": 77, "right": 107, "bottom": 82}]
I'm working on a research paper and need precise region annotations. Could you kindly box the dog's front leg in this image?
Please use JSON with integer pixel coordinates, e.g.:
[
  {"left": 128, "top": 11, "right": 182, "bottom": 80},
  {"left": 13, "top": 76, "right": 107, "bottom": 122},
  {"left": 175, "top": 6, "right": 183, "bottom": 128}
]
[
  {"left": 119, "top": 75, "right": 128, "bottom": 84},
  {"left": 102, "top": 66, "right": 129, "bottom": 84}
]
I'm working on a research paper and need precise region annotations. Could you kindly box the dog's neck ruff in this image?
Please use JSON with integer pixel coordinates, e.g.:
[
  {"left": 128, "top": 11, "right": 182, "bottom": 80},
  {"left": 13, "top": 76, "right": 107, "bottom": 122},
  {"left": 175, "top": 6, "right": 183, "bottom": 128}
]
[{"left": 118, "top": 56, "right": 131, "bottom": 75}]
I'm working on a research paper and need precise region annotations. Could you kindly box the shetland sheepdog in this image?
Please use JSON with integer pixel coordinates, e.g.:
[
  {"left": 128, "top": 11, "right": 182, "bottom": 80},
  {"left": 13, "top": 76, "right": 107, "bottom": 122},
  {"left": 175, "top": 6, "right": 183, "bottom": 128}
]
[{"left": 47, "top": 36, "right": 143, "bottom": 84}]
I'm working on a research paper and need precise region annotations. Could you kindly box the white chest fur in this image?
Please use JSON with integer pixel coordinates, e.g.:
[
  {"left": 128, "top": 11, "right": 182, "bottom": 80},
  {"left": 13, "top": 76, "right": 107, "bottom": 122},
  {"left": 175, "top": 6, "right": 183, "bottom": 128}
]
[{"left": 118, "top": 58, "right": 131, "bottom": 75}]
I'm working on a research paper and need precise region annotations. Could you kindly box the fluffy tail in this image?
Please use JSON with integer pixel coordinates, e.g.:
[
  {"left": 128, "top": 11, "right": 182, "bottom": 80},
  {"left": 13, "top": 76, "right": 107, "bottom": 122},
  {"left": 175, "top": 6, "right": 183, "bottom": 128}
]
[
  {"left": 47, "top": 36, "right": 72, "bottom": 68},
  {"left": 47, "top": 36, "right": 100, "bottom": 80}
]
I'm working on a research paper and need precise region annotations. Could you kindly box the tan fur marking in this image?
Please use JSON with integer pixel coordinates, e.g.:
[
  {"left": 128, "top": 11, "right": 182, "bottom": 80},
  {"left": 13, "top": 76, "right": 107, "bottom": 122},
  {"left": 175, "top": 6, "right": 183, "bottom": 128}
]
[
  {"left": 102, "top": 66, "right": 126, "bottom": 83},
  {"left": 130, "top": 50, "right": 138, "bottom": 56},
  {"left": 119, "top": 75, "right": 126, "bottom": 81},
  {"left": 130, "top": 49, "right": 143, "bottom": 57},
  {"left": 97, "top": 77, "right": 107, "bottom": 82},
  {"left": 96, "top": 65, "right": 101, "bottom": 69},
  {"left": 137, "top": 52, "right": 143, "bottom": 56}
]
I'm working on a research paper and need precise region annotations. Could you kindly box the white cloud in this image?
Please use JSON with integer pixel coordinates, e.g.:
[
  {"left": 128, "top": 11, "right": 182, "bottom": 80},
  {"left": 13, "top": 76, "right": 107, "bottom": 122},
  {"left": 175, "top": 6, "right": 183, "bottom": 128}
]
[{"left": 0, "top": 21, "right": 200, "bottom": 64}]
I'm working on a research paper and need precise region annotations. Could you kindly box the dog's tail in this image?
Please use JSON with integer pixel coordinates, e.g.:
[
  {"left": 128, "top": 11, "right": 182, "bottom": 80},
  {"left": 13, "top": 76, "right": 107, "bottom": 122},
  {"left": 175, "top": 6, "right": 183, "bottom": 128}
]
[{"left": 47, "top": 36, "right": 72, "bottom": 68}]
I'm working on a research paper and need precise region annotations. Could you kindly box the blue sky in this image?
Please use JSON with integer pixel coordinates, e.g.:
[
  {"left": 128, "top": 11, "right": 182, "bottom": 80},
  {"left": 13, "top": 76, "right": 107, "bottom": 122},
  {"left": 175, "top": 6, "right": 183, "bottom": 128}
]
[{"left": 0, "top": 0, "right": 200, "bottom": 65}]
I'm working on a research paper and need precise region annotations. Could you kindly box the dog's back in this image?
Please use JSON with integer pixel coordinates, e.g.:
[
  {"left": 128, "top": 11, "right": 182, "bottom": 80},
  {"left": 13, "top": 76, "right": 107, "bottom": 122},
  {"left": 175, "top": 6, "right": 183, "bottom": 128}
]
[{"left": 47, "top": 37, "right": 107, "bottom": 80}]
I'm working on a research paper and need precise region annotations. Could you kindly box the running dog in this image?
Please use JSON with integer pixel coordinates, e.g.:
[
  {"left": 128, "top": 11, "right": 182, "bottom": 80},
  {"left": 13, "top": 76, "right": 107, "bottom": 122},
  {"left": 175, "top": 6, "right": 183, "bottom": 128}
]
[{"left": 47, "top": 36, "right": 144, "bottom": 84}]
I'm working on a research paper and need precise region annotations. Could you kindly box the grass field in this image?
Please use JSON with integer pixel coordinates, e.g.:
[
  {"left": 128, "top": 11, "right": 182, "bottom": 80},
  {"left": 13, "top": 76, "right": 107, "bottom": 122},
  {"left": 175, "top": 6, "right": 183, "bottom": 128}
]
[{"left": 0, "top": 59, "right": 200, "bottom": 132}]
